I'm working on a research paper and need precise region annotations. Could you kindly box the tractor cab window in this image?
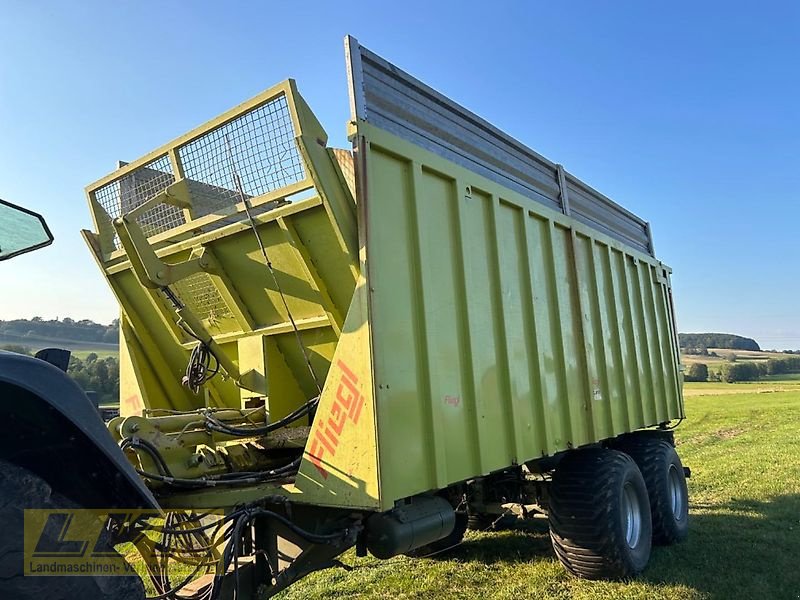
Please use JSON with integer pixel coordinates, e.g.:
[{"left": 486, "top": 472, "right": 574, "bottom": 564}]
[{"left": 0, "top": 199, "right": 53, "bottom": 261}]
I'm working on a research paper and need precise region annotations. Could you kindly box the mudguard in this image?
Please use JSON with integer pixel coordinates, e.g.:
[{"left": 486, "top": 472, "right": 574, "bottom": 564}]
[{"left": 0, "top": 350, "right": 157, "bottom": 509}]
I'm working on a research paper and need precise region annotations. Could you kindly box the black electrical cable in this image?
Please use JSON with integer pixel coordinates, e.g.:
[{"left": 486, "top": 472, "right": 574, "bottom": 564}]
[
  {"left": 661, "top": 417, "right": 685, "bottom": 430},
  {"left": 132, "top": 509, "right": 234, "bottom": 600},
  {"left": 156, "top": 514, "right": 221, "bottom": 560},
  {"left": 133, "top": 468, "right": 215, "bottom": 488},
  {"left": 213, "top": 507, "right": 354, "bottom": 600},
  {"left": 211, "top": 457, "right": 302, "bottom": 480},
  {"left": 145, "top": 553, "right": 211, "bottom": 600},
  {"left": 144, "top": 511, "right": 232, "bottom": 600},
  {"left": 204, "top": 396, "right": 319, "bottom": 436},
  {"left": 179, "top": 321, "right": 220, "bottom": 393},
  {"left": 230, "top": 508, "right": 348, "bottom": 544},
  {"left": 144, "top": 510, "right": 246, "bottom": 536},
  {"left": 130, "top": 499, "right": 355, "bottom": 600},
  {"left": 183, "top": 340, "right": 220, "bottom": 394},
  {"left": 134, "top": 458, "right": 300, "bottom": 488},
  {"left": 203, "top": 397, "right": 318, "bottom": 437},
  {"left": 120, "top": 437, "right": 174, "bottom": 477},
  {"left": 155, "top": 148, "right": 322, "bottom": 402},
  {"left": 119, "top": 403, "right": 311, "bottom": 489},
  {"left": 223, "top": 134, "right": 323, "bottom": 396},
  {"left": 162, "top": 288, "right": 222, "bottom": 396}
]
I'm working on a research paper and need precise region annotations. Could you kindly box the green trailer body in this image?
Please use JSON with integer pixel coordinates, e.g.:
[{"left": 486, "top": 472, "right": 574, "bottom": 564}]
[
  {"left": 351, "top": 122, "right": 683, "bottom": 508},
  {"left": 76, "top": 35, "right": 686, "bottom": 594},
  {"left": 84, "top": 37, "right": 683, "bottom": 512}
]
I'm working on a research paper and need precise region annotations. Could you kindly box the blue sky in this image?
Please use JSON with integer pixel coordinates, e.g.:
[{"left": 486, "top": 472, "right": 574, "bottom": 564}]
[{"left": 1, "top": 1, "right": 798, "bottom": 348}]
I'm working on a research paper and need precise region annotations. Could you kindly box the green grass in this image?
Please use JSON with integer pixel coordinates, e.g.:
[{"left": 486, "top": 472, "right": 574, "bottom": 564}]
[
  {"left": 682, "top": 379, "right": 800, "bottom": 397},
  {"left": 273, "top": 379, "right": 800, "bottom": 600},
  {"left": 0, "top": 334, "right": 118, "bottom": 359},
  {"left": 764, "top": 372, "right": 800, "bottom": 381},
  {"left": 70, "top": 348, "right": 119, "bottom": 360},
  {"left": 681, "top": 348, "right": 800, "bottom": 378}
]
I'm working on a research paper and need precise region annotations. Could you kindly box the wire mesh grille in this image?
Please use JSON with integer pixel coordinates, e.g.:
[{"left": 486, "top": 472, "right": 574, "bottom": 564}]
[
  {"left": 93, "top": 155, "right": 181, "bottom": 246},
  {"left": 178, "top": 94, "right": 305, "bottom": 212},
  {"left": 172, "top": 273, "right": 233, "bottom": 324},
  {"left": 90, "top": 92, "right": 307, "bottom": 328},
  {"left": 91, "top": 93, "right": 304, "bottom": 249}
]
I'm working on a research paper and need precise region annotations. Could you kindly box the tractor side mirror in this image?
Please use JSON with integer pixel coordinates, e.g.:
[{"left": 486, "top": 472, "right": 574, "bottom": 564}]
[{"left": 0, "top": 199, "right": 53, "bottom": 261}]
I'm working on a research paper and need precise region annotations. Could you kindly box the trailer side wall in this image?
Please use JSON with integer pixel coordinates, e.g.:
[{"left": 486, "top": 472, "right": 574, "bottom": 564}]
[{"left": 359, "top": 123, "right": 683, "bottom": 505}]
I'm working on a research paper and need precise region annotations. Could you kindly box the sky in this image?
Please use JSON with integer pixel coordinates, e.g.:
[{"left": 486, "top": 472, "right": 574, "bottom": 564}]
[{"left": 1, "top": 1, "right": 798, "bottom": 348}]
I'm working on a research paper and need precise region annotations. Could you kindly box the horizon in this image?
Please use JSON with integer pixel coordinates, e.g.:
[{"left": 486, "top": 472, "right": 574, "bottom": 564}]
[
  {"left": 4, "top": 316, "right": 797, "bottom": 353},
  {"left": 1, "top": 2, "right": 798, "bottom": 348}
]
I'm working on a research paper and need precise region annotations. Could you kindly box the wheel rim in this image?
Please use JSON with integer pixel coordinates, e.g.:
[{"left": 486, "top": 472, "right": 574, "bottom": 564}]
[
  {"left": 668, "top": 464, "right": 685, "bottom": 520},
  {"left": 622, "top": 482, "right": 642, "bottom": 548}
]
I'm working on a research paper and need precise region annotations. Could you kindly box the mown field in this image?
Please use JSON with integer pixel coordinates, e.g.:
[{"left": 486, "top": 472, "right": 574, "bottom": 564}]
[
  {"left": 69, "top": 347, "right": 119, "bottom": 360},
  {"left": 273, "top": 378, "right": 800, "bottom": 600},
  {"left": 0, "top": 334, "right": 118, "bottom": 359},
  {"left": 681, "top": 348, "right": 792, "bottom": 377}
]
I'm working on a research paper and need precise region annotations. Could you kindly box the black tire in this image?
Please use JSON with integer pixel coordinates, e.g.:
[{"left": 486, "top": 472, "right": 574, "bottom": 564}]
[
  {"left": 548, "top": 448, "right": 652, "bottom": 580},
  {"left": 405, "top": 511, "right": 469, "bottom": 557},
  {"left": 0, "top": 459, "right": 145, "bottom": 600},
  {"left": 615, "top": 439, "right": 689, "bottom": 545}
]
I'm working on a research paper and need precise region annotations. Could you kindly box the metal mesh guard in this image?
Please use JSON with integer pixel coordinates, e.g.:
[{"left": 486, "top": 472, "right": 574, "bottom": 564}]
[
  {"left": 172, "top": 272, "right": 233, "bottom": 325},
  {"left": 93, "top": 93, "right": 304, "bottom": 246},
  {"left": 178, "top": 94, "right": 305, "bottom": 209},
  {"left": 94, "top": 155, "right": 179, "bottom": 244}
]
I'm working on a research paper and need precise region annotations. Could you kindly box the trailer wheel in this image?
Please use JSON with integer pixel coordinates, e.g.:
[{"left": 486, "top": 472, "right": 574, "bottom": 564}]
[
  {"left": 617, "top": 439, "right": 689, "bottom": 545},
  {"left": 548, "top": 448, "right": 652, "bottom": 579},
  {"left": 0, "top": 459, "right": 144, "bottom": 600}
]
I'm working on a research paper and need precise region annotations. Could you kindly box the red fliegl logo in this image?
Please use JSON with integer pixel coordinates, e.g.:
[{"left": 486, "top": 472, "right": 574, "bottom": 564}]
[{"left": 308, "top": 360, "right": 365, "bottom": 478}]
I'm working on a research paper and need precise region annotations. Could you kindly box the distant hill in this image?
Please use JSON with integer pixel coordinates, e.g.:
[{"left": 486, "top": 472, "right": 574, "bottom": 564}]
[
  {"left": 679, "top": 332, "right": 760, "bottom": 352},
  {"left": 0, "top": 317, "right": 118, "bottom": 346}
]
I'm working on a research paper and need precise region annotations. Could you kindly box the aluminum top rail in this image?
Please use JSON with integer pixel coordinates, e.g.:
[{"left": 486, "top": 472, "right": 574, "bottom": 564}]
[{"left": 345, "top": 35, "right": 653, "bottom": 256}]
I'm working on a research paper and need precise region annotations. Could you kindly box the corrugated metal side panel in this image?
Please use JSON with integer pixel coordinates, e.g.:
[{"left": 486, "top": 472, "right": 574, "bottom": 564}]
[
  {"left": 346, "top": 36, "right": 652, "bottom": 256},
  {"left": 360, "top": 124, "right": 682, "bottom": 504}
]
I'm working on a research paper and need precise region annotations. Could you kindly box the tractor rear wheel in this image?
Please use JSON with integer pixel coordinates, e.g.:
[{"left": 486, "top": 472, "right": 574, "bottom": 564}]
[
  {"left": 0, "top": 459, "right": 145, "bottom": 600},
  {"left": 548, "top": 448, "right": 652, "bottom": 579}
]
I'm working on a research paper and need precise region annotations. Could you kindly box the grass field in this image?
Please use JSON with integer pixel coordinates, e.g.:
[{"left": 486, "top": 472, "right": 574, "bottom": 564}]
[
  {"left": 70, "top": 348, "right": 119, "bottom": 360},
  {"left": 681, "top": 348, "right": 793, "bottom": 377},
  {"left": 272, "top": 379, "right": 800, "bottom": 600},
  {"left": 0, "top": 333, "right": 118, "bottom": 359}
]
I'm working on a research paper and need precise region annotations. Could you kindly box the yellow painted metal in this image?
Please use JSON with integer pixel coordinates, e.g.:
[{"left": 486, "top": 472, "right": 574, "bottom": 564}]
[
  {"left": 84, "top": 80, "right": 358, "bottom": 419},
  {"left": 84, "top": 71, "right": 682, "bottom": 513},
  {"left": 296, "top": 277, "right": 380, "bottom": 509},
  {"left": 355, "top": 122, "right": 683, "bottom": 507}
]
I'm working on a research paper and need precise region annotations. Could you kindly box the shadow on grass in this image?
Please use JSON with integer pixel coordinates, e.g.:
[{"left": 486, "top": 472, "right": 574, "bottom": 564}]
[
  {"left": 425, "top": 495, "right": 800, "bottom": 599},
  {"left": 644, "top": 494, "right": 800, "bottom": 599},
  {"left": 443, "top": 520, "right": 553, "bottom": 565}
]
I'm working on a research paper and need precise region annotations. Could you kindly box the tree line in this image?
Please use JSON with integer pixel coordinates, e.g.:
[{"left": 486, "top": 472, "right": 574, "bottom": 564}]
[
  {"left": 679, "top": 332, "right": 760, "bottom": 352},
  {"left": 685, "top": 356, "right": 800, "bottom": 383},
  {"left": 0, "top": 317, "right": 119, "bottom": 344},
  {"left": 1, "top": 345, "right": 119, "bottom": 405}
]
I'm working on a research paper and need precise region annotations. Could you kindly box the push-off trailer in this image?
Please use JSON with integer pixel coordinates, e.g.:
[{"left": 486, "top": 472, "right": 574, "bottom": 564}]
[{"left": 0, "top": 36, "right": 687, "bottom": 599}]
